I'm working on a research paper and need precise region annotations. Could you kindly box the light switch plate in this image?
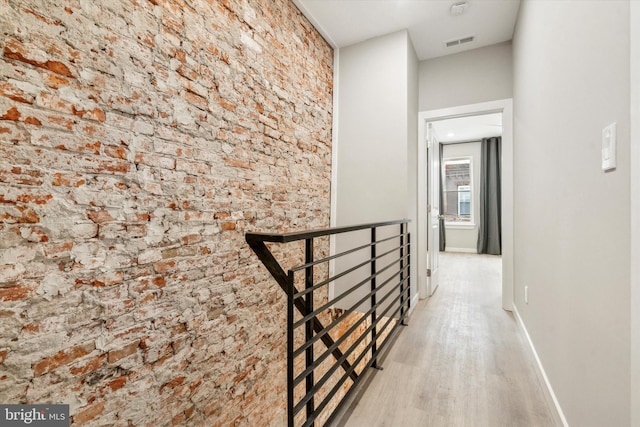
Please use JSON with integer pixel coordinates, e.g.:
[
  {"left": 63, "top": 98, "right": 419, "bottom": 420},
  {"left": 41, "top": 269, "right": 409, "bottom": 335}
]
[{"left": 602, "top": 122, "right": 617, "bottom": 171}]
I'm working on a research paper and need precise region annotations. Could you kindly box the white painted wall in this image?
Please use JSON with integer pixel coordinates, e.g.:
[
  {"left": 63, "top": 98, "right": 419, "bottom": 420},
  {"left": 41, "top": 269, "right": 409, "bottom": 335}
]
[
  {"left": 333, "top": 30, "right": 419, "bottom": 309},
  {"left": 631, "top": 2, "right": 640, "bottom": 425},
  {"left": 407, "top": 34, "right": 419, "bottom": 306},
  {"left": 336, "top": 30, "right": 409, "bottom": 225},
  {"left": 513, "top": 1, "right": 631, "bottom": 425},
  {"left": 419, "top": 41, "right": 512, "bottom": 111},
  {"left": 441, "top": 142, "right": 482, "bottom": 252}
]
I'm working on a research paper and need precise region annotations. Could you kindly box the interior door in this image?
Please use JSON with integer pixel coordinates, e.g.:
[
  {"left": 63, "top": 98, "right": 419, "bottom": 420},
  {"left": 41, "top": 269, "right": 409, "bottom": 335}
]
[{"left": 427, "top": 123, "right": 440, "bottom": 295}]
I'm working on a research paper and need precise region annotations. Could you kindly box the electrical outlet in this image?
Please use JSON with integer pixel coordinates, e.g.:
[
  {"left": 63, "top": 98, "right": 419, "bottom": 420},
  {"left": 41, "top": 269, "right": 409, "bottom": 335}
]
[{"left": 524, "top": 286, "right": 529, "bottom": 304}]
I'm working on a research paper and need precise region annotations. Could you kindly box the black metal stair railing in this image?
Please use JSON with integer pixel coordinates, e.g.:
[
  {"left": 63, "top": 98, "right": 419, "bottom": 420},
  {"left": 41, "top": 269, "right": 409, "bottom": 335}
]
[{"left": 246, "top": 219, "right": 410, "bottom": 427}]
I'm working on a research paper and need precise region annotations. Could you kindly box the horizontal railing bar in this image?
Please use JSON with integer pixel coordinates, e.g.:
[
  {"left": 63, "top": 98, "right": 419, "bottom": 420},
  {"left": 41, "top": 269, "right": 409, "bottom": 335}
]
[
  {"left": 293, "top": 241, "right": 409, "bottom": 299},
  {"left": 305, "top": 303, "right": 407, "bottom": 427},
  {"left": 292, "top": 271, "right": 409, "bottom": 359},
  {"left": 294, "top": 280, "right": 408, "bottom": 385},
  {"left": 293, "top": 280, "right": 407, "bottom": 385},
  {"left": 246, "top": 239, "right": 359, "bottom": 383},
  {"left": 292, "top": 240, "right": 375, "bottom": 273},
  {"left": 294, "top": 254, "right": 379, "bottom": 302},
  {"left": 290, "top": 233, "right": 408, "bottom": 273},
  {"left": 246, "top": 219, "right": 412, "bottom": 426},
  {"left": 293, "top": 253, "right": 410, "bottom": 330},
  {"left": 292, "top": 285, "right": 409, "bottom": 391},
  {"left": 294, "top": 280, "right": 392, "bottom": 368},
  {"left": 307, "top": 293, "right": 409, "bottom": 421},
  {"left": 294, "top": 255, "right": 405, "bottom": 328},
  {"left": 294, "top": 293, "right": 408, "bottom": 417},
  {"left": 293, "top": 277, "right": 409, "bottom": 385},
  {"left": 292, "top": 257, "right": 408, "bottom": 337},
  {"left": 293, "top": 266, "right": 407, "bottom": 327},
  {"left": 320, "top": 306, "right": 406, "bottom": 427},
  {"left": 246, "top": 219, "right": 409, "bottom": 244}
]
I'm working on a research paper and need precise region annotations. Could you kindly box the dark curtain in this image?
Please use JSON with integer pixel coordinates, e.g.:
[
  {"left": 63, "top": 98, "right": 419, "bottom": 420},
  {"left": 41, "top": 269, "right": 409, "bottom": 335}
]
[
  {"left": 439, "top": 143, "right": 446, "bottom": 251},
  {"left": 477, "top": 137, "right": 502, "bottom": 255}
]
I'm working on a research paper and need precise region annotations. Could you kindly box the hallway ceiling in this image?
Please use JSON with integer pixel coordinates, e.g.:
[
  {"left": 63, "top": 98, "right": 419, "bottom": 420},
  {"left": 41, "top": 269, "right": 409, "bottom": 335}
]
[
  {"left": 293, "top": 0, "right": 521, "bottom": 61},
  {"left": 431, "top": 113, "right": 502, "bottom": 143}
]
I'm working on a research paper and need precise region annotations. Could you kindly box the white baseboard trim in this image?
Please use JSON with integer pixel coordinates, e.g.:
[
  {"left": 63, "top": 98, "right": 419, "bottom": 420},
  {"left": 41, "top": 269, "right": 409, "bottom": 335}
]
[
  {"left": 445, "top": 247, "right": 477, "bottom": 253},
  {"left": 409, "top": 294, "right": 420, "bottom": 315},
  {"left": 512, "top": 305, "right": 569, "bottom": 427}
]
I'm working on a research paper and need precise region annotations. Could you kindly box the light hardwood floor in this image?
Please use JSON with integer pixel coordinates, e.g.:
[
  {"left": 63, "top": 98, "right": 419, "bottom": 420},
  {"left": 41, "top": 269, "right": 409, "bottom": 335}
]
[{"left": 339, "top": 252, "right": 560, "bottom": 427}]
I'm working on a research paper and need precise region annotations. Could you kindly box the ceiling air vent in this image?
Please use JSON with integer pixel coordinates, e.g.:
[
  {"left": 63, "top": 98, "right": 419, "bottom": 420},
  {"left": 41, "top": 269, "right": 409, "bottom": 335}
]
[{"left": 444, "top": 35, "right": 475, "bottom": 48}]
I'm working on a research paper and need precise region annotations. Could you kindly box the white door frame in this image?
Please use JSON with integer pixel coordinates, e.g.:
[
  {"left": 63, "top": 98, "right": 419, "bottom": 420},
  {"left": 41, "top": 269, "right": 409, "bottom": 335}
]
[
  {"left": 425, "top": 123, "right": 441, "bottom": 297},
  {"left": 418, "top": 99, "right": 514, "bottom": 311},
  {"left": 630, "top": 2, "right": 639, "bottom": 423}
]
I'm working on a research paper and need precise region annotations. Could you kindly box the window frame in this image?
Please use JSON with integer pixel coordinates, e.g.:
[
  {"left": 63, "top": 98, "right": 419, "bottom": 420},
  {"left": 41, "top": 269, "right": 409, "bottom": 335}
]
[{"left": 442, "top": 156, "right": 475, "bottom": 228}]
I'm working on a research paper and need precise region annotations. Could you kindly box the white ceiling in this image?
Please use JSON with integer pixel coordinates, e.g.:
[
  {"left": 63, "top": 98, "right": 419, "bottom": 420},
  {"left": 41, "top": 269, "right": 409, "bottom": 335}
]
[
  {"left": 293, "top": 0, "right": 521, "bottom": 61},
  {"left": 431, "top": 113, "right": 502, "bottom": 143}
]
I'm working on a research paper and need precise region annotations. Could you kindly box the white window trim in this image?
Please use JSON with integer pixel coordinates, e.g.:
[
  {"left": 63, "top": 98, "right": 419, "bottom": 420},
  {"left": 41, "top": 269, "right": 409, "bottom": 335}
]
[{"left": 445, "top": 223, "right": 476, "bottom": 230}]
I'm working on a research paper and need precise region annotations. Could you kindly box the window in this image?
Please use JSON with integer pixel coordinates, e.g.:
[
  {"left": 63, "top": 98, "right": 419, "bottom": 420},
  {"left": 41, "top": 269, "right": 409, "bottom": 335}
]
[
  {"left": 457, "top": 185, "right": 471, "bottom": 217},
  {"left": 443, "top": 158, "right": 473, "bottom": 224}
]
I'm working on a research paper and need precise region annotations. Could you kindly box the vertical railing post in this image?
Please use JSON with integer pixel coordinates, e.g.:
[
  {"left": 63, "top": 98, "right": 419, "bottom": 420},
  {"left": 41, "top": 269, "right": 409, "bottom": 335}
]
[
  {"left": 407, "top": 231, "right": 411, "bottom": 311},
  {"left": 370, "top": 227, "right": 381, "bottom": 369},
  {"left": 247, "top": 220, "right": 412, "bottom": 426},
  {"left": 304, "top": 238, "right": 314, "bottom": 424},
  {"left": 399, "top": 223, "right": 407, "bottom": 326},
  {"left": 287, "top": 270, "right": 295, "bottom": 427}
]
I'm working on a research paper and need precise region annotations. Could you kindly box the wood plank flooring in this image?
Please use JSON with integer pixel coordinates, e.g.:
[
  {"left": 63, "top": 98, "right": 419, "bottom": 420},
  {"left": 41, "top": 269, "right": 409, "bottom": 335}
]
[{"left": 339, "top": 252, "right": 560, "bottom": 427}]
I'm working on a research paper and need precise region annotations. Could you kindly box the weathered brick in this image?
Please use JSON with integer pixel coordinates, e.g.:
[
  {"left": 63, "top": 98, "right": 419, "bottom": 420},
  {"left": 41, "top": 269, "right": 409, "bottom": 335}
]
[
  {"left": 91, "top": 271, "right": 124, "bottom": 288},
  {"left": 69, "top": 354, "right": 107, "bottom": 375},
  {"left": 32, "top": 341, "right": 96, "bottom": 376},
  {"left": 3, "top": 34, "right": 75, "bottom": 77},
  {"left": 51, "top": 172, "right": 86, "bottom": 187},
  {"left": 220, "top": 221, "right": 236, "bottom": 231},
  {"left": 0, "top": 283, "right": 32, "bottom": 300},
  {"left": 87, "top": 209, "right": 114, "bottom": 223},
  {"left": 107, "top": 340, "right": 140, "bottom": 364},
  {"left": 43, "top": 241, "right": 74, "bottom": 258},
  {"left": 71, "top": 106, "right": 106, "bottom": 122},
  {"left": 0, "top": 81, "right": 35, "bottom": 104},
  {"left": 73, "top": 401, "right": 105, "bottom": 425},
  {"left": 105, "top": 375, "right": 127, "bottom": 391},
  {"left": 0, "top": 0, "right": 333, "bottom": 425}
]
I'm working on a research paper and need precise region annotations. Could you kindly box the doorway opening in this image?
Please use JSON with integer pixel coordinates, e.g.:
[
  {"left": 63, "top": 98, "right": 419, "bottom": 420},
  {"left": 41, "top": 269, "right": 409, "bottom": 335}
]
[{"left": 417, "top": 99, "right": 513, "bottom": 310}]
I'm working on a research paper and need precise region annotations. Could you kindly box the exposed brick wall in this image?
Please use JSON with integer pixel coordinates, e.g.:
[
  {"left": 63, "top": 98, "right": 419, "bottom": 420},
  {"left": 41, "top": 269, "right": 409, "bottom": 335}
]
[{"left": 0, "top": 0, "right": 333, "bottom": 425}]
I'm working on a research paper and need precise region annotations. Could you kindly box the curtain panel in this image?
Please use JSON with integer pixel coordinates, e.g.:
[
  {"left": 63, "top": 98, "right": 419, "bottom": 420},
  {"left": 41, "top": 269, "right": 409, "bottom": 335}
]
[{"left": 477, "top": 137, "right": 502, "bottom": 255}]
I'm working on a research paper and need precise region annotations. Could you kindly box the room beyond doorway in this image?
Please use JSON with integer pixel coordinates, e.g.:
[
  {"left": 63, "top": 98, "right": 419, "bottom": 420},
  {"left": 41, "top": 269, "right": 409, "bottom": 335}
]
[
  {"left": 432, "top": 113, "right": 503, "bottom": 254},
  {"left": 417, "top": 99, "right": 514, "bottom": 310}
]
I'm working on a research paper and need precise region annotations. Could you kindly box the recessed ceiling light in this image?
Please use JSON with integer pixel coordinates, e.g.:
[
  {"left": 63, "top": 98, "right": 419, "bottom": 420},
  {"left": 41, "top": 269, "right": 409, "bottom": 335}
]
[{"left": 447, "top": 132, "right": 455, "bottom": 138}]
